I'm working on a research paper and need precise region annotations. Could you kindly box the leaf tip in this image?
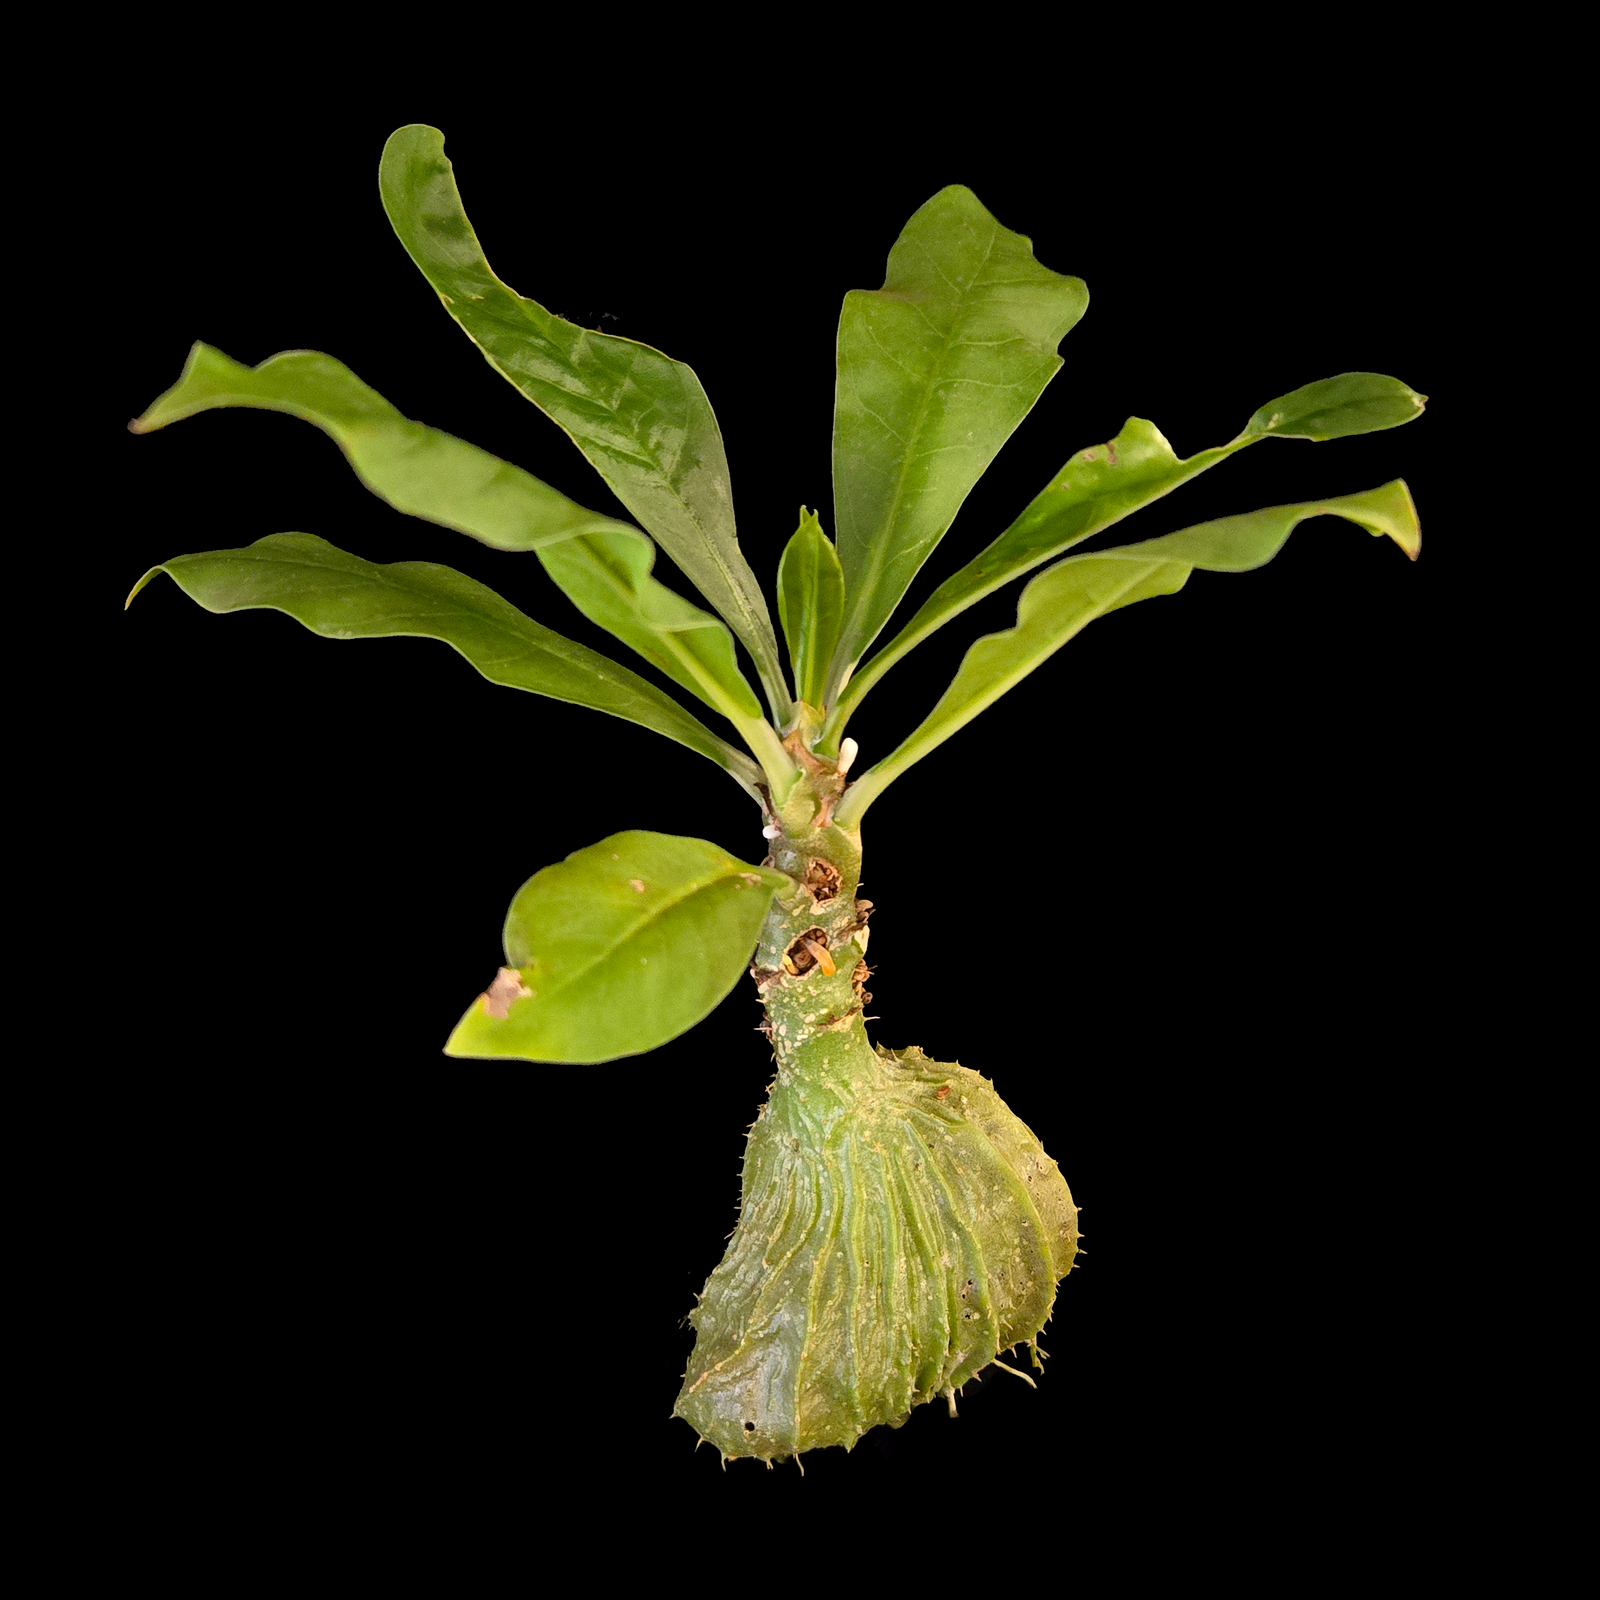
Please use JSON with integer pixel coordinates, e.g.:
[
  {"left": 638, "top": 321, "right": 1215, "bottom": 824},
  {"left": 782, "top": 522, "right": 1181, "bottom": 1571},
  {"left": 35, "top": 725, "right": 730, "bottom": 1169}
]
[
  {"left": 1390, "top": 478, "right": 1422, "bottom": 561},
  {"left": 124, "top": 567, "right": 163, "bottom": 609}
]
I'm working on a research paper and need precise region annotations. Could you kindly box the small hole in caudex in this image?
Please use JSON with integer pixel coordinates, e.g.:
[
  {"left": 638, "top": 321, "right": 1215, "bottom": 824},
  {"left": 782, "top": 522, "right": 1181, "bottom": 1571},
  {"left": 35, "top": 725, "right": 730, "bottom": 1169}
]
[
  {"left": 802, "top": 859, "right": 841, "bottom": 904},
  {"left": 782, "top": 929, "right": 834, "bottom": 977}
]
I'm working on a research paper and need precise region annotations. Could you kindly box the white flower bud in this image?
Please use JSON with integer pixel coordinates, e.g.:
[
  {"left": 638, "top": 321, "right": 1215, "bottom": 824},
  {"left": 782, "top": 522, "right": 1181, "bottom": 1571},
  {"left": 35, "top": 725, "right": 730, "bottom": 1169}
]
[{"left": 837, "top": 737, "right": 859, "bottom": 775}]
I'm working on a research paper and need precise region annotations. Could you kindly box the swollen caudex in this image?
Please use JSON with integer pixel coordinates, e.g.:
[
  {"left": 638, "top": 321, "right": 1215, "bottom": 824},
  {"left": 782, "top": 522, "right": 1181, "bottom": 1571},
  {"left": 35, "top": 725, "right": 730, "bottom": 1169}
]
[{"left": 673, "top": 776, "right": 1078, "bottom": 1464}]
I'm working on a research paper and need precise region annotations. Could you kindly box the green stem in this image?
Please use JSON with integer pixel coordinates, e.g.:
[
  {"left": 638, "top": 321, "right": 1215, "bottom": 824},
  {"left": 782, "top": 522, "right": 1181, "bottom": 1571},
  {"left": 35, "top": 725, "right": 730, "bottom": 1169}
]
[{"left": 753, "top": 815, "right": 871, "bottom": 1064}]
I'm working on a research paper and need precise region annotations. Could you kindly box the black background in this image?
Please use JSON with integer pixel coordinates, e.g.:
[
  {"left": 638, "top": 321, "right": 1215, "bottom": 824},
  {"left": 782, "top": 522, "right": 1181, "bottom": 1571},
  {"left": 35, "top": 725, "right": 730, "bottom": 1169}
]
[{"left": 93, "top": 87, "right": 1463, "bottom": 1551}]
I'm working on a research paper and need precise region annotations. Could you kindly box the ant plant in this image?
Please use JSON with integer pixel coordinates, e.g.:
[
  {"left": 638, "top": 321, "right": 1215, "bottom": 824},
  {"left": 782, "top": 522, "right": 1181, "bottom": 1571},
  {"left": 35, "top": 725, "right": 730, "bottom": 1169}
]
[{"left": 128, "top": 126, "right": 1424, "bottom": 1466}]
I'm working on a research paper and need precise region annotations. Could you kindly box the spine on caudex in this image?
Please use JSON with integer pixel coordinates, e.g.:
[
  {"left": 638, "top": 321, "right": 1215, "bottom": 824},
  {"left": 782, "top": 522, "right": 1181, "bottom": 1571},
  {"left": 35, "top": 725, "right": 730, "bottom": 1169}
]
[{"left": 674, "top": 745, "right": 1078, "bottom": 1462}]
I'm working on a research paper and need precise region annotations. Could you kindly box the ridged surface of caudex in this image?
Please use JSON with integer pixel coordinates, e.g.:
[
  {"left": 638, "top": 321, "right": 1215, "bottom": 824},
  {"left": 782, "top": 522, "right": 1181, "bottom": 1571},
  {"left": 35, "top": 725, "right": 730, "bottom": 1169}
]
[{"left": 675, "top": 804, "right": 1076, "bottom": 1462}]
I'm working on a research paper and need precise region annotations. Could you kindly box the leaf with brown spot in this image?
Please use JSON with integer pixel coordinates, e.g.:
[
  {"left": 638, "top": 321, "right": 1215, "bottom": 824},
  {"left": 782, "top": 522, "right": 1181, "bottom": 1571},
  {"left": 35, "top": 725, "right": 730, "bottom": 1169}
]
[{"left": 446, "top": 831, "right": 790, "bottom": 1063}]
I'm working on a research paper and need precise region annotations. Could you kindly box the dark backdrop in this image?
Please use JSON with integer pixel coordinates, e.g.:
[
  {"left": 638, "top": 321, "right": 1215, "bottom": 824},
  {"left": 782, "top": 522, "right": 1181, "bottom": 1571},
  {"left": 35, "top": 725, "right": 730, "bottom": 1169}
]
[{"left": 98, "top": 100, "right": 1456, "bottom": 1539}]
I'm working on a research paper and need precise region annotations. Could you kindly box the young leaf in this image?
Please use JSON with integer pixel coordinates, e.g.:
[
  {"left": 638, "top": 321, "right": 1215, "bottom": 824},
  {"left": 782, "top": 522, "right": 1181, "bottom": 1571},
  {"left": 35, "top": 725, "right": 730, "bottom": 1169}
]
[
  {"left": 127, "top": 533, "right": 764, "bottom": 797},
  {"left": 130, "top": 345, "right": 778, "bottom": 749},
  {"left": 824, "top": 374, "right": 1426, "bottom": 745},
  {"left": 776, "top": 508, "right": 845, "bottom": 712},
  {"left": 445, "top": 832, "right": 791, "bottom": 1063},
  {"left": 834, "top": 481, "right": 1420, "bottom": 824},
  {"left": 378, "top": 124, "right": 791, "bottom": 724},
  {"left": 827, "top": 186, "right": 1088, "bottom": 701}
]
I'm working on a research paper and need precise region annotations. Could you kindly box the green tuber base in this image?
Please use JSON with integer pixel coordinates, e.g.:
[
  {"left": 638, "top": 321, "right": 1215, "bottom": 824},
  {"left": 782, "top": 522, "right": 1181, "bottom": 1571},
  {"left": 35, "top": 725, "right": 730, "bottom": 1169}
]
[{"left": 675, "top": 780, "right": 1077, "bottom": 1463}]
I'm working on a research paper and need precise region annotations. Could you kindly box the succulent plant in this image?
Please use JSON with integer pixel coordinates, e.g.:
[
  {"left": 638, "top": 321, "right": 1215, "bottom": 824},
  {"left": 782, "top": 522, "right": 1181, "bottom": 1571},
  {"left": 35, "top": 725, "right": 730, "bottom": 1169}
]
[{"left": 128, "top": 125, "right": 1425, "bottom": 1465}]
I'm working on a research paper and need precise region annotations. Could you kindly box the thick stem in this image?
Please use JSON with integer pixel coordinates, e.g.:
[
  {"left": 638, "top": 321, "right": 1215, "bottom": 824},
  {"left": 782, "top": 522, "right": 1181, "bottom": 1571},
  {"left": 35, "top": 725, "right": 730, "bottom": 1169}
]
[
  {"left": 752, "top": 740, "right": 874, "bottom": 1060},
  {"left": 752, "top": 805, "right": 874, "bottom": 1090}
]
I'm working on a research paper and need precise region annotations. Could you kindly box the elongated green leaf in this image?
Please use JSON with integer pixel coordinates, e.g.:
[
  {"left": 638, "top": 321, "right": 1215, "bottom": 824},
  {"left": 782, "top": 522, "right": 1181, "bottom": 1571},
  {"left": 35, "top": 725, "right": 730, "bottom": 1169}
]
[
  {"left": 1245, "top": 372, "right": 1428, "bottom": 441},
  {"left": 827, "top": 186, "right": 1088, "bottom": 700},
  {"left": 130, "top": 342, "right": 624, "bottom": 553},
  {"left": 776, "top": 508, "right": 845, "bottom": 711},
  {"left": 825, "top": 373, "right": 1426, "bottom": 745},
  {"left": 835, "top": 481, "right": 1420, "bottom": 825},
  {"left": 131, "top": 345, "right": 771, "bottom": 737},
  {"left": 126, "top": 533, "right": 763, "bottom": 797},
  {"left": 1113, "top": 477, "right": 1419, "bottom": 567},
  {"left": 378, "top": 124, "right": 790, "bottom": 723},
  {"left": 445, "top": 831, "right": 791, "bottom": 1063},
  {"left": 534, "top": 531, "right": 763, "bottom": 721}
]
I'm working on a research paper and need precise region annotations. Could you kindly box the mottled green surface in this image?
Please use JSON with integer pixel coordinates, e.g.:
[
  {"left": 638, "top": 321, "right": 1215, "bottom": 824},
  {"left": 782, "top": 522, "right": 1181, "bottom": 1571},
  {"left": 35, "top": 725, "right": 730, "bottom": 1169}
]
[{"left": 677, "top": 1037, "right": 1077, "bottom": 1461}]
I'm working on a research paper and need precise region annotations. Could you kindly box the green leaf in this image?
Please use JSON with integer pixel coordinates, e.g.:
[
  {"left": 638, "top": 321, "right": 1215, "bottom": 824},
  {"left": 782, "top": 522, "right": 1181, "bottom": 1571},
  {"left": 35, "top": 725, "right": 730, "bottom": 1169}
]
[
  {"left": 827, "top": 186, "right": 1088, "bottom": 701},
  {"left": 445, "top": 832, "right": 791, "bottom": 1063},
  {"left": 776, "top": 508, "right": 845, "bottom": 712},
  {"left": 535, "top": 530, "right": 763, "bottom": 722},
  {"left": 129, "top": 342, "right": 625, "bottom": 553},
  {"left": 378, "top": 124, "right": 790, "bottom": 723},
  {"left": 1113, "top": 476, "right": 1420, "bottom": 567},
  {"left": 1244, "top": 372, "right": 1427, "bottom": 441},
  {"left": 126, "top": 533, "right": 763, "bottom": 797},
  {"left": 824, "top": 375, "right": 1427, "bottom": 746},
  {"left": 130, "top": 345, "right": 775, "bottom": 743},
  {"left": 835, "top": 481, "right": 1419, "bottom": 825}
]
